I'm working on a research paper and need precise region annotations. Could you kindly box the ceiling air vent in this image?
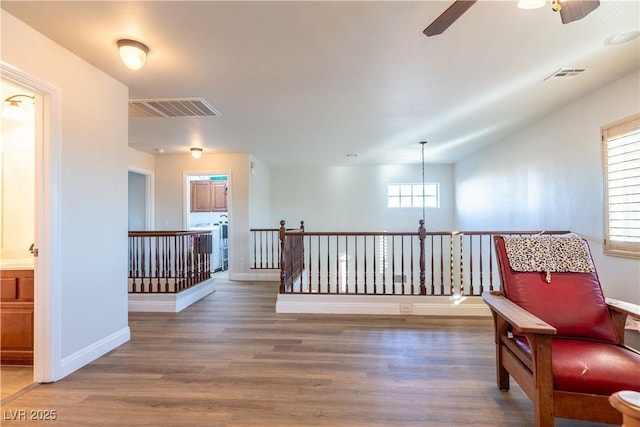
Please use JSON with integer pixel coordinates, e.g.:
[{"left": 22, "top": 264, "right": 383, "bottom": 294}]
[
  {"left": 129, "top": 97, "right": 220, "bottom": 118},
  {"left": 544, "top": 68, "right": 586, "bottom": 81}
]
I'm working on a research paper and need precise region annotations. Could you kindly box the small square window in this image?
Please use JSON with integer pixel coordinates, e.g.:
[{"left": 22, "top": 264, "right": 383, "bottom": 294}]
[{"left": 387, "top": 183, "right": 439, "bottom": 209}]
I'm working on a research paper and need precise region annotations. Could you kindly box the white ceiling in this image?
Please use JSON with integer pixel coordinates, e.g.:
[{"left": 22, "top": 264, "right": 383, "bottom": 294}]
[{"left": 2, "top": 1, "right": 639, "bottom": 166}]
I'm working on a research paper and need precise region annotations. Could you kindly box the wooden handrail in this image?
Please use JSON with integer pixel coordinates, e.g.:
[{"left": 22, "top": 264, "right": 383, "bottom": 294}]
[
  {"left": 250, "top": 221, "right": 304, "bottom": 270},
  {"left": 277, "top": 225, "right": 570, "bottom": 296},
  {"left": 129, "top": 230, "right": 206, "bottom": 236},
  {"left": 128, "top": 230, "right": 213, "bottom": 293}
]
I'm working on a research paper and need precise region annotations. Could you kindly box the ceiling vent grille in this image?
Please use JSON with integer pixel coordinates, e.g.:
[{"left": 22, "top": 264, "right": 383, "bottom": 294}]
[
  {"left": 129, "top": 97, "right": 220, "bottom": 118},
  {"left": 545, "top": 68, "right": 586, "bottom": 81}
]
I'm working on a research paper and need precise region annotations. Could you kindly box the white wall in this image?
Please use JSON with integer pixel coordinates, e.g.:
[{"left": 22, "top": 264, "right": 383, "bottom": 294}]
[
  {"left": 153, "top": 152, "right": 252, "bottom": 278},
  {"left": 249, "top": 155, "right": 271, "bottom": 229},
  {"left": 128, "top": 147, "right": 155, "bottom": 172},
  {"left": 2, "top": 10, "right": 130, "bottom": 377},
  {"left": 270, "top": 164, "right": 454, "bottom": 232},
  {"left": 454, "top": 70, "right": 640, "bottom": 303}
]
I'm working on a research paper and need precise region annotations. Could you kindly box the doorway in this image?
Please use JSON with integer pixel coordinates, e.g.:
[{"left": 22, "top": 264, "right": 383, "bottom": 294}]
[
  {"left": 128, "top": 167, "right": 154, "bottom": 231},
  {"left": 1, "top": 62, "right": 62, "bottom": 386},
  {"left": 185, "top": 172, "right": 229, "bottom": 273},
  {"left": 0, "top": 80, "right": 35, "bottom": 398}
]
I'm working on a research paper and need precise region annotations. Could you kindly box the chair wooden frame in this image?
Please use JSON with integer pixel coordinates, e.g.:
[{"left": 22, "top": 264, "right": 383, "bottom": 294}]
[{"left": 483, "top": 237, "right": 640, "bottom": 427}]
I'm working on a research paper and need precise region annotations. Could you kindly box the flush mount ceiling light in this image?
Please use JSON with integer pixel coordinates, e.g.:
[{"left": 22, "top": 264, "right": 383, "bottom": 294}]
[
  {"left": 190, "top": 148, "right": 203, "bottom": 159},
  {"left": 2, "top": 94, "right": 35, "bottom": 121},
  {"left": 117, "top": 39, "right": 149, "bottom": 70},
  {"left": 517, "top": 0, "right": 545, "bottom": 9}
]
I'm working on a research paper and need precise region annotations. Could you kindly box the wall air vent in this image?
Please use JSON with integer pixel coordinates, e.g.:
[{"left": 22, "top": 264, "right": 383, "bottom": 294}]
[
  {"left": 544, "top": 68, "right": 586, "bottom": 81},
  {"left": 129, "top": 97, "right": 220, "bottom": 118}
]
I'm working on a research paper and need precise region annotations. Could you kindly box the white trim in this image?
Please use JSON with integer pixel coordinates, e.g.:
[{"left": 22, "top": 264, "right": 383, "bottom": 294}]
[
  {"left": 2, "top": 62, "right": 62, "bottom": 382},
  {"left": 128, "top": 278, "right": 216, "bottom": 312},
  {"left": 58, "top": 327, "right": 130, "bottom": 379},
  {"left": 411, "top": 299, "right": 491, "bottom": 316},
  {"left": 229, "top": 271, "right": 280, "bottom": 282},
  {"left": 276, "top": 294, "right": 491, "bottom": 316},
  {"left": 183, "top": 169, "right": 232, "bottom": 274}
]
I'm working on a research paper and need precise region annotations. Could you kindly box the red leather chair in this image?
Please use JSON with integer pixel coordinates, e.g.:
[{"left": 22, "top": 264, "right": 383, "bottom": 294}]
[{"left": 483, "top": 234, "right": 640, "bottom": 427}]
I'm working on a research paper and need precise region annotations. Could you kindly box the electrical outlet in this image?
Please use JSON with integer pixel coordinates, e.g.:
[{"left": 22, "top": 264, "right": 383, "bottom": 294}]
[{"left": 399, "top": 303, "right": 412, "bottom": 313}]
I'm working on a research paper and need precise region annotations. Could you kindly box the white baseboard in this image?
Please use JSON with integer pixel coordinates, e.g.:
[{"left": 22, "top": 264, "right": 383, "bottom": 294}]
[
  {"left": 276, "top": 294, "right": 490, "bottom": 317},
  {"left": 128, "top": 278, "right": 216, "bottom": 313},
  {"left": 59, "top": 326, "right": 130, "bottom": 379},
  {"left": 229, "top": 271, "right": 279, "bottom": 282}
]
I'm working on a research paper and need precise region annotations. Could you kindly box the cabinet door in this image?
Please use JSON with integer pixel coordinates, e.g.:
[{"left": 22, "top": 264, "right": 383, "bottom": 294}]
[
  {"left": 1, "top": 301, "right": 34, "bottom": 365},
  {"left": 212, "top": 182, "right": 227, "bottom": 212},
  {"left": 191, "top": 181, "right": 212, "bottom": 212}
]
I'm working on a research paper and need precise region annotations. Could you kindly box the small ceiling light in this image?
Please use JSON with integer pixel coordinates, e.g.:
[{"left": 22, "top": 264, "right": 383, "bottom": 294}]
[
  {"left": 117, "top": 39, "right": 149, "bottom": 70},
  {"left": 191, "top": 148, "right": 203, "bottom": 159},
  {"left": 2, "top": 94, "right": 34, "bottom": 121},
  {"left": 517, "top": 0, "right": 545, "bottom": 9},
  {"left": 605, "top": 30, "right": 640, "bottom": 46}
]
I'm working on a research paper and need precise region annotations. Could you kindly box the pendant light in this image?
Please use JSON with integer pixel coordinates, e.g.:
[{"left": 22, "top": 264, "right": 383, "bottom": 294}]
[{"left": 420, "top": 141, "right": 428, "bottom": 223}]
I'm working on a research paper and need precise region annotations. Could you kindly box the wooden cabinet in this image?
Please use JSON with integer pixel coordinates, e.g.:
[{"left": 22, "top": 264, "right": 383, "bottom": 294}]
[
  {"left": 190, "top": 180, "right": 227, "bottom": 212},
  {"left": 211, "top": 182, "right": 227, "bottom": 211},
  {"left": 191, "top": 181, "right": 213, "bottom": 212},
  {"left": 1, "top": 269, "right": 34, "bottom": 365}
]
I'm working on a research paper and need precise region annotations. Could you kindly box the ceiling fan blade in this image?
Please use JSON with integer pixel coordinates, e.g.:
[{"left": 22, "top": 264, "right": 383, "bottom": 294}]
[
  {"left": 423, "top": 0, "right": 478, "bottom": 37},
  {"left": 559, "top": 0, "right": 600, "bottom": 24}
]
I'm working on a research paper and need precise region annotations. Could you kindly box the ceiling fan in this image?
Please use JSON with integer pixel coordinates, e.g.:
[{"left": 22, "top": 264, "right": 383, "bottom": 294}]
[{"left": 423, "top": 0, "right": 600, "bottom": 37}]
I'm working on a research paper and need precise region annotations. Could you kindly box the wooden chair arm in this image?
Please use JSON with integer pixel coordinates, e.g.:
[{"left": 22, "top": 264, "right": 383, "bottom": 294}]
[
  {"left": 606, "top": 298, "right": 640, "bottom": 320},
  {"left": 606, "top": 298, "right": 640, "bottom": 346},
  {"left": 482, "top": 291, "right": 557, "bottom": 335}
]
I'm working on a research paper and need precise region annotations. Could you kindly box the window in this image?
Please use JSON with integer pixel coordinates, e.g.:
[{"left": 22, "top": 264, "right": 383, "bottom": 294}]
[
  {"left": 602, "top": 113, "right": 640, "bottom": 258},
  {"left": 387, "top": 183, "right": 439, "bottom": 208}
]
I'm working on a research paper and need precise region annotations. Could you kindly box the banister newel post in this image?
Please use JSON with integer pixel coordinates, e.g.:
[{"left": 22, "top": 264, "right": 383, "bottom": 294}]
[
  {"left": 300, "top": 220, "right": 305, "bottom": 269},
  {"left": 279, "top": 220, "right": 286, "bottom": 293},
  {"left": 419, "top": 219, "right": 427, "bottom": 295}
]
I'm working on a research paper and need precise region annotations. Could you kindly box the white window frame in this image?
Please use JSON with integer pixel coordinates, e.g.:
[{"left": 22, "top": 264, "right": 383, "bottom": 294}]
[
  {"left": 601, "top": 113, "right": 640, "bottom": 258},
  {"left": 387, "top": 183, "right": 439, "bottom": 209}
]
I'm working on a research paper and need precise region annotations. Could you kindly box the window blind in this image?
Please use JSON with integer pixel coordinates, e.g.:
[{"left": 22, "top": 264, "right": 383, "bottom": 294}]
[{"left": 602, "top": 114, "right": 640, "bottom": 258}]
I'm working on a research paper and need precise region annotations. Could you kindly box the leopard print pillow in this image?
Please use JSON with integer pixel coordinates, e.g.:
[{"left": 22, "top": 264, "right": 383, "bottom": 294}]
[
  {"left": 502, "top": 233, "right": 594, "bottom": 281},
  {"left": 549, "top": 233, "right": 595, "bottom": 273}
]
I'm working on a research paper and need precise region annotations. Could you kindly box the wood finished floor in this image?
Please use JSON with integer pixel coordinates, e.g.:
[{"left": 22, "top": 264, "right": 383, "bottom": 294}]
[
  {"left": 1, "top": 366, "right": 33, "bottom": 401},
  {"left": 0, "top": 279, "right": 615, "bottom": 426}
]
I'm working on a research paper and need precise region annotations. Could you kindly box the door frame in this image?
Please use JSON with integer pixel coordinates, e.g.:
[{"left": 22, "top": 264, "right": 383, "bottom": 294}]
[
  {"left": 2, "top": 62, "right": 62, "bottom": 382},
  {"left": 183, "top": 170, "right": 231, "bottom": 230},
  {"left": 183, "top": 170, "right": 232, "bottom": 272},
  {"left": 128, "top": 166, "right": 155, "bottom": 230}
]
